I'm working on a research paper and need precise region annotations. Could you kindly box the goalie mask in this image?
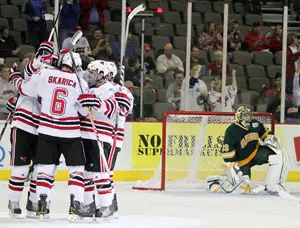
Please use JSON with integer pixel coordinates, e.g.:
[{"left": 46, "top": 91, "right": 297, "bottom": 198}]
[
  {"left": 85, "top": 60, "right": 108, "bottom": 86},
  {"left": 235, "top": 106, "right": 253, "bottom": 127}
]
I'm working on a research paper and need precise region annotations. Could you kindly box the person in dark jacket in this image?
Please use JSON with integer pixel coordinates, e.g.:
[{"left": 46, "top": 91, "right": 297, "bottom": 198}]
[
  {"left": 59, "top": 0, "right": 80, "bottom": 47},
  {"left": 22, "top": 0, "right": 47, "bottom": 49}
]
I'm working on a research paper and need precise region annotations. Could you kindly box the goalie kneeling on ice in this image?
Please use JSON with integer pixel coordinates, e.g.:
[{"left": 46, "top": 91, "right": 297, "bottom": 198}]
[{"left": 206, "top": 175, "right": 250, "bottom": 194}]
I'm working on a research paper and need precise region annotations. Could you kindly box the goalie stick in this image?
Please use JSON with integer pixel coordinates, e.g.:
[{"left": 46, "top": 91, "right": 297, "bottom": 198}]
[{"left": 68, "top": 30, "right": 110, "bottom": 173}]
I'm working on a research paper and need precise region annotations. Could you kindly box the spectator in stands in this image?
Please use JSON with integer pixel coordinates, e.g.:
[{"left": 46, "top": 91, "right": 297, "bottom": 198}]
[
  {"left": 156, "top": 43, "right": 184, "bottom": 74},
  {"left": 20, "top": 52, "right": 35, "bottom": 77},
  {"left": 198, "top": 22, "right": 223, "bottom": 51},
  {"left": 228, "top": 19, "right": 244, "bottom": 52},
  {"left": 111, "top": 32, "right": 139, "bottom": 61},
  {"left": 0, "top": 27, "right": 19, "bottom": 58},
  {"left": 293, "top": 65, "right": 300, "bottom": 107},
  {"left": 286, "top": 33, "right": 300, "bottom": 94},
  {"left": 143, "top": 43, "right": 155, "bottom": 74},
  {"left": 166, "top": 70, "right": 184, "bottom": 110},
  {"left": 125, "top": 56, "right": 140, "bottom": 87},
  {"left": 22, "top": 0, "right": 47, "bottom": 49},
  {"left": 90, "top": 29, "right": 112, "bottom": 60},
  {"left": 62, "top": 26, "right": 92, "bottom": 69},
  {"left": 269, "top": 24, "right": 283, "bottom": 53},
  {"left": 79, "top": 0, "right": 107, "bottom": 30},
  {"left": 125, "top": 80, "right": 138, "bottom": 120},
  {"left": 265, "top": 73, "right": 297, "bottom": 122},
  {"left": 208, "top": 69, "right": 237, "bottom": 112},
  {"left": 184, "top": 46, "right": 207, "bottom": 75},
  {"left": 59, "top": 0, "right": 81, "bottom": 47},
  {"left": 0, "top": 65, "right": 18, "bottom": 118},
  {"left": 245, "top": 22, "right": 272, "bottom": 52},
  {"left": 180, "top": 64, "right": 208, "bottom": 111},
  {"left": 208, "top": 51, "right": 230, "bottom": 76}
]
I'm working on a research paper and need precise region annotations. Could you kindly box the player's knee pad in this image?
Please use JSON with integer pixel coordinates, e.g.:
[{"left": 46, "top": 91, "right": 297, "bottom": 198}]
[
  {"left": 84, "top": 171, "right": 94, "bottom": 192},
  {"left": 11, "top": 165, "right": 29, "bottom": 177},
  {"left": 36, "top": 165, "right": 55, "bottom": 190},
  {"left": 68, "top": 166, "right": 84, "bottom": 183},
  {"left": 93, "top": 172, "right": 112, "bottom": 194},
  {"left": 266, "top": 153, "right": 288, "bottom": 188}
]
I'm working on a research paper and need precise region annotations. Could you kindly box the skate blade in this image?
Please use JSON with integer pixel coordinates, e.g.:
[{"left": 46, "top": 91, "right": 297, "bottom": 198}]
[
  {"left": 68, "top": 214, "right": 95, "bottom": 223},
  {"left": 8, "top": 211, "right": 21, "bottom": 218},
  {"left": 39, "top": 213, "right": 50, "bottom": 220},
  {"left": 95, "top": 215, "right": 115, "bottom": 222},
  {"left": 26, "top": 211, "right": 39, "bottom": 219}
]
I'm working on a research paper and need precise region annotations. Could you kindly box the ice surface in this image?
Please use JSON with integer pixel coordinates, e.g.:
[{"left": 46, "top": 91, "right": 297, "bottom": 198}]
[{"left": 0, "top": 182, "right": 300, "bottom": 228}]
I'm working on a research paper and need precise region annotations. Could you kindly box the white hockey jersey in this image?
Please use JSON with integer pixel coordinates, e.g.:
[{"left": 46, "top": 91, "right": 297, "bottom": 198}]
[
  {"left": 11, "top": 59, "right": 42, "bottom": 135},
  {"left": 113, "top": 84, "right": 134, "bottom": 149},
  {"left": 17, "top": 68, "right": 86, "bottom": 138},
  {"left": 293, "top": 72, "right": 300, "bottom": 107},
  {"left": 80, "top": 81, "right": 117, "bottom": 144},
  {"left": 208, "top": 85, "right": 237, "bottom": 112}
]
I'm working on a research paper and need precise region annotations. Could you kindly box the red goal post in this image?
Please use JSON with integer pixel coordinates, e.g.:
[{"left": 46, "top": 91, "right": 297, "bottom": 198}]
[{"left": 133, "top": 111, "right": 275, "bottom": 191}]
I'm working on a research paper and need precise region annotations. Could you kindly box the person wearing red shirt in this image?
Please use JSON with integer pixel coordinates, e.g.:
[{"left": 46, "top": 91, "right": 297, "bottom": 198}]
[
  {"left": 79, "top": 0, "right": 107, "bottom": 30},
  {"left": 245, "top": 22, "right": 272, "bottom": 52},
  {"left": 286, "top": 34, "right": 300, "bottom": 93},
  {"left": 208, "top": 50, "right": 230, "bottom": 76},
  {"left": 269, "top": 24, "right": 283, "bottom": 53}
]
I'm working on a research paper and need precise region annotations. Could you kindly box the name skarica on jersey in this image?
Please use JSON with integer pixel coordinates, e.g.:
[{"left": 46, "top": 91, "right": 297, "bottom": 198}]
[{"left": 48, "top": 76, "right": 77, "bottom": 88}]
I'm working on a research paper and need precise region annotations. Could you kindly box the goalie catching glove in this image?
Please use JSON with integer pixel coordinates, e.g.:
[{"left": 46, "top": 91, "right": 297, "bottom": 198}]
[{"left": 77, "top": 94, "right": 101, "bottom": 108}]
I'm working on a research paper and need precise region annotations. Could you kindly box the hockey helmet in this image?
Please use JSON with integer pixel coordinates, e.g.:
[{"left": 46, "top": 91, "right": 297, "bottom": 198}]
[
  {"left": 235, "top": 105, "right": 252, "bottom": 127},
  {"left": 61, "top": 52, "right": 82, "bottom": 70},
  {"left": 86, "top": 60, "right": 108, "bottom": 85},
  {"left": 105, "top": 61, "right": 118, "bottom": 81}
]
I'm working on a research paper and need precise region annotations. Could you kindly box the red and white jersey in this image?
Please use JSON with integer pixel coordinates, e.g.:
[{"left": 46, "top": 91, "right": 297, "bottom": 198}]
[
  {"left": 17, "top": 68, "right": 86, "bottom": 138},
  {"left": 11, "top": 60, "right": 43, "bottom": 135},
  {"left": 80, "top": 81, "right": 117, "bottom": 144},
  {"left": 113, "top": 84, "right": 134, "bottom": 149}
]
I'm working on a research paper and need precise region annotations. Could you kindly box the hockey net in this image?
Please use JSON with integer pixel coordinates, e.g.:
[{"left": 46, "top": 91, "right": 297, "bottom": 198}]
[{"left": 133, "top": 111, "right": 275, "bottom": 191}]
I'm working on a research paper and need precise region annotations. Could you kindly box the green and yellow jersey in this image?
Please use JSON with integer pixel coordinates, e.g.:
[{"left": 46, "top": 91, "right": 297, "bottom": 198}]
[{"left": 221, "top": 119, "right": 272, "bottom": 167}]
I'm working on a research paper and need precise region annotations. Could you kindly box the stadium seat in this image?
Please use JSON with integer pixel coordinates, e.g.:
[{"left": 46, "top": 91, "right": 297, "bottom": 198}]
[
  {"left": 103, "top": 10, "right": 110, "bottom": 22},
  {"left": 0, "top": 0, "right": 7, "bottom": 5},
  {"left": 151, "top": 36, "right": 170, "bottom": 50},
  {"left": 195, "top": 24, "right": 205, "bottom": 36},
  {"left": 238, "top": 25, "right": 252, "bottom": 38},
  {"left": 18, "top": 45, "right": 36, "bottom": 59},
  {"left": 173, "top": 49, "right": 186, "bottom": 63},
  {"left": 244, "top": 14, "right": 263, "bottom": 26},
  {"left": 107, "top": 0, "right": 121, "bottom": 10},
  {"left": 232, "top": 51, "right": 252, "bottom": 66},
  {"left": 228, "top": 13, "right": 243, "bottom": 25},
  {"left": 252, "top": 51, "right": 274, "bottom": 66},
  {"left": 226, "top": 77, "right": 248, "bottom": 92},
  {"left": 199, "top": 50, "right": 209, "bottom": 65},
  {"left": 274, "top": 51, "right": 282, "bottom": 65},
  {"left": 133, "top": 88, "right": 156, "bottom": 105},
  {"left": 230, "top": 64, "right": 245, "bottom": 77},
  {"left": 204, "top": 12, "right": 222, "bottom": 25},
  {"left": 10, "top": 31, "right": 22, "bottom": 45},
  {"left": 128, "top": 0, "right": 144, "bottom": 8},
  {"left": 183, "top": 12, "right": 203, "bottom": 25},
  {"left": 149, "top": 75, "right": 164, "bottom": 90},
  {"left": 148, "top": 1, "right": 169, "bottom": 11},
  {"left": 173, "top": 36, "right": 186, "bottom": 50},
  {"left": 10, "top": 0, "right": 23, "bottom": 7},
  {"left": 246, "top": 64, "right": 266, "bottom": 78},
  {"left": 175, "top": 24, "right": 195, "bottom": 37},
  {"left": 104, "top": 21, "right": 121, "bottom": 35},
  {"left": 4, "top": 57, "right": 20, "bottom": 68},
  {"left": 12, "top": 18, "right": 28, "bottom": 32},
  {"left": 157, "top": 89, "right": 167, "bottom": 102},
  {"left": 1, "top": 5, "right": 20, "bottom": 18},
  {"left": 155, "top": 23, "right": 174, "bottom": 37},
  {"left": 248, "top": 77, "right": 270, "bottom": 92},
  {"left": 134, "top": 22, "right": 154, "bottom": 36},
  {"left": 194, "top": 1, "right": 212, "bottom": 13},
  {"left": 170, "top": 0, "right": 186, "bottom": 13},
  {"left": 164, "top": 11, "right": 181, "bottom": 25},
  {"left": 256, "top": 104, "right": 267, "bottom": 112},
  {"left": 213, "top": 1, "right": 233, "bottom": 13},
  {"left": 0, "top": 18, "right": 8, "bottom": 28},
  {"left": 234, "top": 2, "right": 245, "bottom": 14},
  {"left": 240, "top": 90, "right": 260, "bottom": 107},
  {"left": 152, "top": 102, "right": 175, "bottom": 121},
  {"left": 267, "top": 65, "right": 282, "bottom": 78}
]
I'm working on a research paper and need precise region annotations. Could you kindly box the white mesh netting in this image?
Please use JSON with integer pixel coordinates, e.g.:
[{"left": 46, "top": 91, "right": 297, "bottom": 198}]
[{"left": 133, "top": 112, "right": 274, "bottom": 190}]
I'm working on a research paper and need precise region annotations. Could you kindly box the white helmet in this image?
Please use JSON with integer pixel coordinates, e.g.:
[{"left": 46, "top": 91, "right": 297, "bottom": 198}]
[
  {"left": 86, "top": 60, "right": 108, "bottom": 85},
  {"left": 61, "top": 52, "right": 82, "bottom": 69},
  {"left": 105, "top": 61, "right": 118, "bottom": 81}
]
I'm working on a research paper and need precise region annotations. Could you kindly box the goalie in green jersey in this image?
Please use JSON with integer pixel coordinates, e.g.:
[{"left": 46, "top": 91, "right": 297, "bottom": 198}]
[{"left": 207, "top": 106, "right": 289, "bottom": 194}]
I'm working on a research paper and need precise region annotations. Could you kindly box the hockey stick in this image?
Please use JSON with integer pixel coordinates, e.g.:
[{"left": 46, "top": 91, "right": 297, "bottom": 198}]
[
  {"left": 68, "top": 31, "right": 110, "bottom": 173},
  {"left": 47, "top": 3, "right": 63, "bottom": 42}
]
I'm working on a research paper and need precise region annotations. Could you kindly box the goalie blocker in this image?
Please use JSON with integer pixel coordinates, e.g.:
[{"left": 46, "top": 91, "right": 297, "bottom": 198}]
[{"left": 207, "top": 106, "right": 289, "bottom": 194}]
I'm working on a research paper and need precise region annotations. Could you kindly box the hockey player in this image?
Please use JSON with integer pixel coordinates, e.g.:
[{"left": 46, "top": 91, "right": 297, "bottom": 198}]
[
  {"left": 106, "top": 61, "right": 134, "bottom": 217},
  {"left": 207, "top": 106, "right": 289, "bottom": 194},
  {"left": 78, "top": 60, "right": 118, "bottom": 219},
  {"left": 207, "top": 69, "right": 237, "bottom": 112},
  {"left": 10, "top": 51, "right": 91, "bottom": 220},
  {"left": 7, "top": 41, "right": 54, "bottom": 217}
]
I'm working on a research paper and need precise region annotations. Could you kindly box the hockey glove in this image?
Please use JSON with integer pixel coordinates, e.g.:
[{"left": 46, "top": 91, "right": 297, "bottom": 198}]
[
  {"left": 6, "top": 97, "right": 17, "bottom": 113},
  {"left": 9, "top": 64, "right": 23, "bottom": 89},
  {"left": 78, "top": 94, "right": 101, "bottom": 108},
  {"left": 115, "top": 92, "right": 131, "bottom": 116},
  {"left": 36, "top": 41, "right": 54, "bottom": 59}
]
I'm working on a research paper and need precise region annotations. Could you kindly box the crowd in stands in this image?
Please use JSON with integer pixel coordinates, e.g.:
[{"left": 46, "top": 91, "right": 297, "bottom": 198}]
[{"left": 0, "top": 0, "right": 300, "bottom": 123}]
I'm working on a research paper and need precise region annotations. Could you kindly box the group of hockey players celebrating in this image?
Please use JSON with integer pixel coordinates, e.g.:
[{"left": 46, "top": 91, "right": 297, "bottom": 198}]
[{"left": 6, "top": 40, "right": 133, "bottom": 221}]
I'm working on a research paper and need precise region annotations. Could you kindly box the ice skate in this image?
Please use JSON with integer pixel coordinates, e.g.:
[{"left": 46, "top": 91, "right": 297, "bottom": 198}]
[
  {"left": 112, "top": 193, "right": 119, "bottom": 219},
  {"left": 8, "top": 200, "right": 22, "bottom": 218},
  {"left": 94, "top": 204, "right": 114, "bottom": 221},
  {"left": 37, "top": 194, "right": 49, "bottom": 219},
  {"left": 68, "top": 194, "right": 94, "bottom": 222},
  {"left": 26, "top": 192, "right": 38, "bottom": 218}
]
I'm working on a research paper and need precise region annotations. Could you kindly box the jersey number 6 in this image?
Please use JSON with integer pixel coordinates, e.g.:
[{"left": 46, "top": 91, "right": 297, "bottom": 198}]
[{"left": 51, "top": 88, "right": 68, "bottom": 115}]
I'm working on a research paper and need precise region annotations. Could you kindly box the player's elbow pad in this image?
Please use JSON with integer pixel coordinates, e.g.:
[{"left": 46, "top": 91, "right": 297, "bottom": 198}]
[{"left": 101, "top": 98, "right": 117, "bottom": 119}]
